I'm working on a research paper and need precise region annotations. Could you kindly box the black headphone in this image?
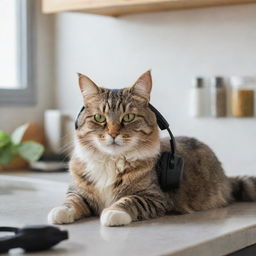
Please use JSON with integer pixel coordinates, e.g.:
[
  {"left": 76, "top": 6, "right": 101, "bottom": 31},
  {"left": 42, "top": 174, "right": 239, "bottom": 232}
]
[
  {"left": 75, "top": 103, "right": 184, "bottom": 191},
  {"left": 0, "top": 225, "right": 68, "bottom": 253},
  {"left": 148, "top": 104, "right": 184, "bottom": 191}
]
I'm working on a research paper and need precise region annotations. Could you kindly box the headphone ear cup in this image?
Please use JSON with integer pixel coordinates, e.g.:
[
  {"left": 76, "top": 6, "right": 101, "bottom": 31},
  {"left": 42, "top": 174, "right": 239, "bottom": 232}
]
[
  {"left": 156, "top": 152, "right": 184, "bottom": 191},
  {"left": 155, "top": 152, "right": 169, "bottom": 191}
]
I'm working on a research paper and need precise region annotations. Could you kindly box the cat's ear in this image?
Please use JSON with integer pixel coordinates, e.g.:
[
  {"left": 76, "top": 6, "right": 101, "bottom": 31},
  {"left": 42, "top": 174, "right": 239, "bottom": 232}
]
[
  {"left": 131, "top": 71, "right": 152, "bottom": 101},
  {"left": 78, "top": 73, "right": 99, "bottom": 100}
]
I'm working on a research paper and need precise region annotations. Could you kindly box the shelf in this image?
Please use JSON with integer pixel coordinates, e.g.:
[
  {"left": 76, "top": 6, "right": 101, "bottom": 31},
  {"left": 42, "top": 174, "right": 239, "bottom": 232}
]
[{"left": 42, "top": 0, "right": 256, "bottom": 16}]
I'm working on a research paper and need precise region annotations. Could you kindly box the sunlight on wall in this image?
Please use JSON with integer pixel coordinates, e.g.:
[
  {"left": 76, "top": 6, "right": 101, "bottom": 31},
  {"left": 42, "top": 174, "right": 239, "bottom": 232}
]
[{"left": 0, "top": 0, "right": 18, "bottom": 89}]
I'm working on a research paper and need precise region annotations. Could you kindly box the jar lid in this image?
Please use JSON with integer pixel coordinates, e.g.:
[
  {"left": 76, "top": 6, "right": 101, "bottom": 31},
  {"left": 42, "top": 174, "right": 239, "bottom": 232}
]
[
  {"left": 192, "top": 77, "right": 204, "bottom": 88},
  {"left": 230, "top": 76, "right": 255, "bottom": 87},
  {"left": 212, "top": 77, "right": 224, "bottom": 87}
]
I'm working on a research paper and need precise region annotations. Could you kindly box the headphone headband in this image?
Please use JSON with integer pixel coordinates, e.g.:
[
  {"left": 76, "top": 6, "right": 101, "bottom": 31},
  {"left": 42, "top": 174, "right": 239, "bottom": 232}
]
[{"left": 148, "top": 103, "right": 176, "bottom": 156}]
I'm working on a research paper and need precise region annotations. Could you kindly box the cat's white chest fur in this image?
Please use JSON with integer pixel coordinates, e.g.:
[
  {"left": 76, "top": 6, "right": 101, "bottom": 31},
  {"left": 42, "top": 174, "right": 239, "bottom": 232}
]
[{"left": 74, "top": 141, "right": 126, "bottom": 210}]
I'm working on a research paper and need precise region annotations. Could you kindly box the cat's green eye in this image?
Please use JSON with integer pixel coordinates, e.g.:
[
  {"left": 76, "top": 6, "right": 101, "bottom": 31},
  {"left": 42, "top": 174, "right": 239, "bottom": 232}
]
[
  {"left": 123, "top": 113, "right": 135, "bottom": 122},
  {"left": 94, "top": 114, "right": 106, "bottom": 123}
]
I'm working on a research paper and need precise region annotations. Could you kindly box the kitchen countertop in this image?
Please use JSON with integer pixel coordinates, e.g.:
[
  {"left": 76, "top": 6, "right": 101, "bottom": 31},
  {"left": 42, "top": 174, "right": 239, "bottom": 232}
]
[
  {"left": 1, "top": 171, "right": 256, "bottom": 256},
  {"left": 1, "top": 169, "right": 71, "bottom": 183}
]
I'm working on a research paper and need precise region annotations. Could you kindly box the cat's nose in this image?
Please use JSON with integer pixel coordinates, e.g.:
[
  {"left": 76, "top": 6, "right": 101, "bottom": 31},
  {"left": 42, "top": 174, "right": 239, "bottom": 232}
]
[
  {"left": 108, "top": 132, "right": 118, "bottom": 138},
  {"left": 107, "top": 123, "right": 120, "bottom": 138}
]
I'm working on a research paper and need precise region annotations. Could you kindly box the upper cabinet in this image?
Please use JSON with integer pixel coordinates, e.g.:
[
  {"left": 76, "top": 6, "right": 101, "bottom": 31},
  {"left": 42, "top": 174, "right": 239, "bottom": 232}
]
[{"left": 42, "top": 0, "right": 256, "bottom": 16}]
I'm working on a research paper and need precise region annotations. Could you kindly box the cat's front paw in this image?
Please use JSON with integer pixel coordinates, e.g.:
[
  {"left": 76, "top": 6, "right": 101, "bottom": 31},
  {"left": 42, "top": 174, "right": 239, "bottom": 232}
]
[
  {"left": 48, "top": 206, "right": 76, "bottom": 224},
  {"left": 100, "top": 209, "right": 132, "bottom": 227}
]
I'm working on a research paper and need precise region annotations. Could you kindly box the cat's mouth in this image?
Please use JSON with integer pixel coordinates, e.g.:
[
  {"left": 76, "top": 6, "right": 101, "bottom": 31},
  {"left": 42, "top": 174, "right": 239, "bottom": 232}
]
[
  {"left": 106, "top": 137, "right": 123, "bottom": 147},
  {"left": 96, "top": 135, "right": 134, "bottom": 155},
  {"left": 109, "top": 140, "right": 121, "bottom": 146},
  {"left": 102, "top": 142, "right": 125, "bottom": 155}
]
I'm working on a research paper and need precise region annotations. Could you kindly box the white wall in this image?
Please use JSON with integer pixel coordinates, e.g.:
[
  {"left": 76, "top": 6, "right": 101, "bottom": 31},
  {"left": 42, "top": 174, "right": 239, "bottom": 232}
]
[
  {"left": 54, "top": 4, "right": 256, "bottom": 176},
  {"left": 0, "top": 1, "right": 55, "bottom": 133}
]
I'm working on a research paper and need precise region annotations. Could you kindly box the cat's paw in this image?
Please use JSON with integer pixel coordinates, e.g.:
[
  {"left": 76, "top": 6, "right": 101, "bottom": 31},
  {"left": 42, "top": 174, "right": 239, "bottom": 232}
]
[
  {"left": 47, "top": 206, "right": 76, "bottom": 224},
  {"left": 100, "top": 209, "right": 132, "bottom": 227}
]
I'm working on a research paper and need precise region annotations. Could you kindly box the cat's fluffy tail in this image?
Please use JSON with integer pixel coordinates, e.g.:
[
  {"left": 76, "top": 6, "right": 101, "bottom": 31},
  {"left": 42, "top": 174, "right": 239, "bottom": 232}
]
[{"left": 229, "top": 176, "right": 256, "bottom": 202}]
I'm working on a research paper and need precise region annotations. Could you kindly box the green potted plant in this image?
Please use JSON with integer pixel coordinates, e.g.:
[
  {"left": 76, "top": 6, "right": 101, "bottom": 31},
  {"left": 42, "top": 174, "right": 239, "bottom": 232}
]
[{"left": 0, "top": 124, "right": 45, "bottom": 170}]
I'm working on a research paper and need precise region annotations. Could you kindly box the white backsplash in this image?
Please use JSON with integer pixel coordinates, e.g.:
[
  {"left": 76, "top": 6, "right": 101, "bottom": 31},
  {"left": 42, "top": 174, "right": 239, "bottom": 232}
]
[{"left": 53, "top": 4, "right": 256, "bottom": 176}]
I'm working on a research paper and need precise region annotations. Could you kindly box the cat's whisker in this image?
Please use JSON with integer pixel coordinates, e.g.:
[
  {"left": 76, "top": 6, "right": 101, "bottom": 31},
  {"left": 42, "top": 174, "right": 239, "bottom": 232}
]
[{"left": 60, "top": 142, "right": 74, "bottom": 154}]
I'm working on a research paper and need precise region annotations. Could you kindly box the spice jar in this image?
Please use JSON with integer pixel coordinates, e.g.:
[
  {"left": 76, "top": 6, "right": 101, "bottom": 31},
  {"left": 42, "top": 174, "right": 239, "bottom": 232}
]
[
  {"left": 211, "top": 77, "right": 227, "bottom": 117},
  {"left": 189, "top": 77, "right": 206, "bottom": 117},
  {"left": 231, "top": 77, "right": 255, "bottom": 117}
]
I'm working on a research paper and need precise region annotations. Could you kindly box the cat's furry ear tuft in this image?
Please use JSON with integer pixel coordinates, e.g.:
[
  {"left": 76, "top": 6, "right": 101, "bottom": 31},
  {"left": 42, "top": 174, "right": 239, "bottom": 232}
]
[
  {"left": 78, "top": 73, "right": 99, "bottom": 100},
  {"left": 131, "top": 70, "right": 152, "bottom": 101}
]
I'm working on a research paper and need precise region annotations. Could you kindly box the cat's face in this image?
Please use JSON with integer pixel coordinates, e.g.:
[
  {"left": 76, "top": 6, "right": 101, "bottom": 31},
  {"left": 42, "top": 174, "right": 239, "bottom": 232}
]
[{"left": 76, "top": 71, "right": 160, "bottom": 157}]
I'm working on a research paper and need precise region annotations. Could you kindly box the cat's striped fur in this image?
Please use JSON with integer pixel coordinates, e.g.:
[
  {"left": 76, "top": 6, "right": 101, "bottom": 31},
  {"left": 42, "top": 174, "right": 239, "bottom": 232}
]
[{"left": 48, "top": 71, "right": 256, "bottom": 226}]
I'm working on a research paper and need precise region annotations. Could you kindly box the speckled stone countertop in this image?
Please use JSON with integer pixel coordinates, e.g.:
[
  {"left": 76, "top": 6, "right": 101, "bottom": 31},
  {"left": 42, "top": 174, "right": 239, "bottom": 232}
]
[{"left": 1, "top": 171, "right": 256, "bottom": 256}]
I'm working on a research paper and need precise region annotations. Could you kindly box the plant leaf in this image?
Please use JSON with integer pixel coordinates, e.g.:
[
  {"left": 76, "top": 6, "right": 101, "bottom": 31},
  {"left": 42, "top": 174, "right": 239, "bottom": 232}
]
[
  {"left": 17, "top": 141, "right": 44, "bottom": 162},
  {"left": 0, "top": 131, "right": 11, "bottom": 148},
  {"left": 11, "top": 123, "right": 29, "bottom": 145},
  {"left": 0, "top": 144, "right": 16, "bottom": 166}
]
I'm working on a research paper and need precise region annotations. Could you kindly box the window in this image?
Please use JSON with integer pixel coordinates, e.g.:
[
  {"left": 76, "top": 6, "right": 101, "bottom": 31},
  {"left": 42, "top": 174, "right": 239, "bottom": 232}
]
[{"left": 0, "top": 0, "right": 35, "bottom": 105}]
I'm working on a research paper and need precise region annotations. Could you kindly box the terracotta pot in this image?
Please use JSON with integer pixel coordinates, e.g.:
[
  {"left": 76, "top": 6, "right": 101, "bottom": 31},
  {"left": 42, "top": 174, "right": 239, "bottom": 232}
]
[
  {"left": 22, "top": 123, "right": 46, "bottom": 145},
  {"left": 0, "top": 157, "right": 28, "bottom": 171},
  {"left": 0, "top": 123, "right": 46, "bottom": 171}
]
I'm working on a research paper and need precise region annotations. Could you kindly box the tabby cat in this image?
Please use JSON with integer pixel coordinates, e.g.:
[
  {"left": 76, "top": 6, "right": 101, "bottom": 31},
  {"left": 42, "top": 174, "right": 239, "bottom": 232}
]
[{"left": 48, "top": 71, "right": 256, "bottom": 227}]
